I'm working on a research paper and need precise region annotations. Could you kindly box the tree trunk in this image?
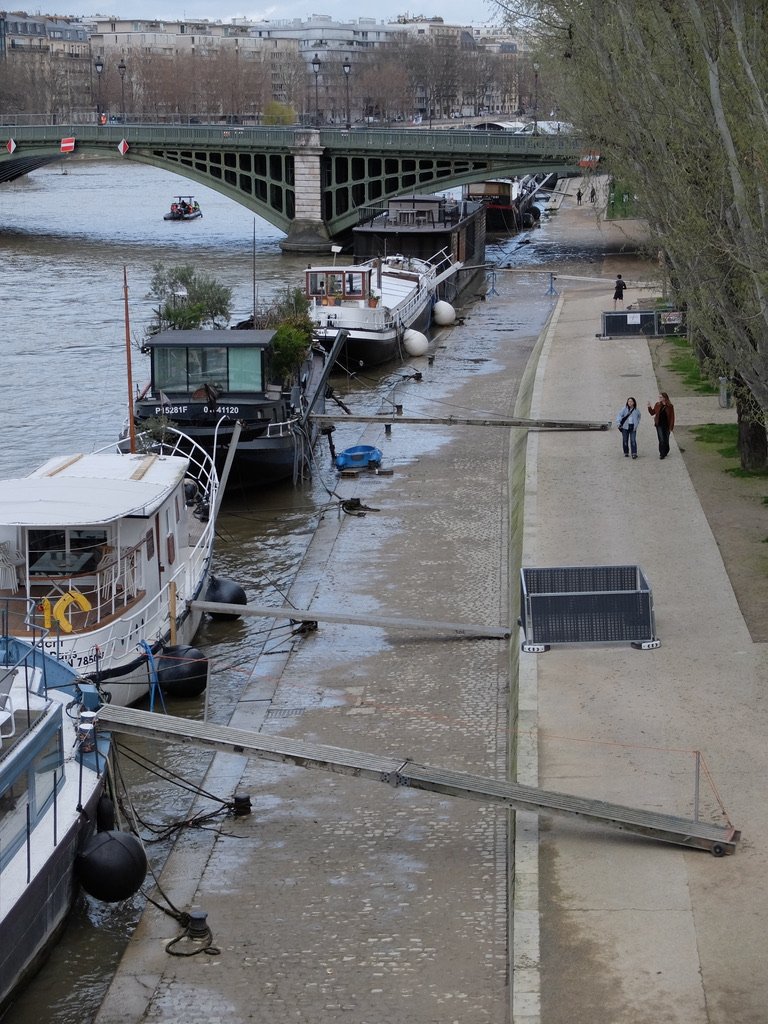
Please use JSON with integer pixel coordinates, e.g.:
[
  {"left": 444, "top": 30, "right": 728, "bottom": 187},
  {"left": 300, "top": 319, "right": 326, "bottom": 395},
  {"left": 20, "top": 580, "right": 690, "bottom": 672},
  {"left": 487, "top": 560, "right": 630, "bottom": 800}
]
[{"left": 736, "top": 399, "right": 768, "bottom": 471}]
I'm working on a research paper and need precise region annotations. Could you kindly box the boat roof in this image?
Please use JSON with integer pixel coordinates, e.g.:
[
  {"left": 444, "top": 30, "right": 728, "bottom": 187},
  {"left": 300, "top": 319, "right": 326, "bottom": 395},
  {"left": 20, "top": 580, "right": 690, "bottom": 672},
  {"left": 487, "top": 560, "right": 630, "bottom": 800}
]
[
  {"left": 143, "top": 328, "right": 275, "bottom": 349},
  {"left": 0, "top": 452, "right": 189, "bottom": 526}
]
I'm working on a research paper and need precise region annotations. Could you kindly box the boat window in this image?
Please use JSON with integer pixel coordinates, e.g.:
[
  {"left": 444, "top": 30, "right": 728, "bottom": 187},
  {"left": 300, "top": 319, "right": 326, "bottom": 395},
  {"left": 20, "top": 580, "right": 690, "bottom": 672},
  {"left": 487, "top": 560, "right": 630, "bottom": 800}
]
[
  {"left": 0, "top": 775, "right": 29, "bottom": 868},
  {"left": 345, "top": 272, "right": 365, "bottom": 296},
  {"left": 154, "top": 346, "right": 246, "bottom": 393},
  {"left": 187, "top": 347, "right": 227, "bottom": 390},
  {"left": 229, "top": 346, "right": 263, "bottom": 391},
  {"left": 27, "top": 528, "right": 107, "bottom": 575},
  {"left": 31, "top": 734, "right": 64, "bottom": 818},
  {"left": 326, "top": 273, "right": 343, "bottom": 296},
  {"left": 307, "top": 273, "right": 326, "bottom": 296},
  {"left": 154, "top": 347, "right": 188, "bottom": 391}
]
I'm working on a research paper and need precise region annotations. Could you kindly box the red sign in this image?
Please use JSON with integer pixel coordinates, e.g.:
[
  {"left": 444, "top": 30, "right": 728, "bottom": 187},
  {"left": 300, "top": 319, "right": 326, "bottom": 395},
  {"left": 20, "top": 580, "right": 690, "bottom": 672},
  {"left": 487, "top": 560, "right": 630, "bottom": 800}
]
[
  {"left": 60, "top": 137, "right": 76, "bottom": 153},
  {"left": 6, "top": 139, "right": 16, "bottom": 154},
  {"left": 118, "top": 139, "right": 129, "bottom": 156},
  {"left": 578, "top": 152, "right": 600, "bottom": 168}
]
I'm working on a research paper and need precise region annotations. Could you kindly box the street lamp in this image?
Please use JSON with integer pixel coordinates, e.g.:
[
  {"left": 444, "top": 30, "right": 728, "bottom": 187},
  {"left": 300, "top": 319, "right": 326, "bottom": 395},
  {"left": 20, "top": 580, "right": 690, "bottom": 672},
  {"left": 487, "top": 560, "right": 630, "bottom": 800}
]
[
  {"left": 94, "top": 55, "right": 104, "bottom": 121},
  {"left": 342, "top": 57, "right": 351, "bottom": 129},
  {"left": 532, "top": 61, "right": 540, "bottom": 135},
  {"left": 311, "top": 53, "right": 321, "bottom": 126},
  {"left": 117, "top": 58, "right": 127, "bottom": 121}
]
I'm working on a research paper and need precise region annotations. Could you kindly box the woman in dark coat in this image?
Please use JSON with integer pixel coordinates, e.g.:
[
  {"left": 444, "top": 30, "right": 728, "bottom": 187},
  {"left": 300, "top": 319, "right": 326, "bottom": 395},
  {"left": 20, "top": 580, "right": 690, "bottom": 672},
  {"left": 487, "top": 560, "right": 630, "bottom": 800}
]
[{"left": 647, "top": 392, "right": 675, "bottom": 459}]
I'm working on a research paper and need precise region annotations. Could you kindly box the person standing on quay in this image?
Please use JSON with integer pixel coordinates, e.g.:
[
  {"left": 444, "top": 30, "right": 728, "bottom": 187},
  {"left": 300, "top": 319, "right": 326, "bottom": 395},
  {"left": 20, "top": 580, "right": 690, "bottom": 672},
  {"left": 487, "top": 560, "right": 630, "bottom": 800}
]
[
  {"left": 576, "top": 188, "right": 583, "bottom": 205},
  {"left": 613, "top": 274, "right": 627, "bottom": 309},
  {"left": 616, "top": 396, "right": 641, "bottom": 459},
  {"left": 648, "top": 392, "right": 675, "bottom": 459},
  {"left": 590, "top": 185, "right": 596, "bottom": 203}
]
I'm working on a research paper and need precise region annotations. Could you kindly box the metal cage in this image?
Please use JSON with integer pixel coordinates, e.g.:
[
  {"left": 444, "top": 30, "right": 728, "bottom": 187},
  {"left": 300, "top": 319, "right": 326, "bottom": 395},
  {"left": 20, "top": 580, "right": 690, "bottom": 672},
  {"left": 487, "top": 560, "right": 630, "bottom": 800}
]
[{"left": 520, "top": 564, "right": 659, "bottom": 652}]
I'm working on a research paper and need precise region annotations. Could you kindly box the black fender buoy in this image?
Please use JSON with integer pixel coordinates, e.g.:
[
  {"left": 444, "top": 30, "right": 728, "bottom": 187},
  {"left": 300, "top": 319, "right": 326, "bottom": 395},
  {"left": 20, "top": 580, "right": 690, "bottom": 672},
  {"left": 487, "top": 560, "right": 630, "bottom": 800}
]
[
  {"left": 76, "top": 830, "right": 147, "bottom": 902},
  {"left": 96, "top": 794, "right": 116, "bottom": 832},
  {"left": 205, "top": 575, "right": 247, "bottom": 621},
  {"left": 156, "top": 645, "right": 209, "bottom": 697}
]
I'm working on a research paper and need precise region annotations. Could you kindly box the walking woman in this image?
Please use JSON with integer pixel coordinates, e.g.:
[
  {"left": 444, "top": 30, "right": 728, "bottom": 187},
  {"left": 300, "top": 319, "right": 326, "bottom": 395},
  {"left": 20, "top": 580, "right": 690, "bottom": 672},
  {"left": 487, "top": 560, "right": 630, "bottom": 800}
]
[
  {"left": 648, "top": 392, "right": 675, "bottom": 459},
  {"left": 616, "top": 396, "right": 641, "bottom": 458}
]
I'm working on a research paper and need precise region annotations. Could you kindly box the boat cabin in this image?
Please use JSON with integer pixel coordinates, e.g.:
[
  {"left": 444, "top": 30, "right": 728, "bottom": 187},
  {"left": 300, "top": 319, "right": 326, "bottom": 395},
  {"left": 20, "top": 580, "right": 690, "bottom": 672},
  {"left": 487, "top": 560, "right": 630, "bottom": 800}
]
[
  {"left": 0, "top": 452, "right": 195, "bottom": 641},
  {"left": 141, "top": 329, "right": 275, "bottom": 405},
  {"left": 305, "top": 266, "right": 377, "bottom": 306}
]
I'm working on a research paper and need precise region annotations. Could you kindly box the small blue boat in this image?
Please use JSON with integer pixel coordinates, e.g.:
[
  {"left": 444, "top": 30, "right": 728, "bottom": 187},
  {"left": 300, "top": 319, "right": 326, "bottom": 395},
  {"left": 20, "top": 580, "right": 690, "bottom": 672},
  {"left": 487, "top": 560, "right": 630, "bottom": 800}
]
[{"left": 335, "top": 445, "right": 383, "bottom": 470}]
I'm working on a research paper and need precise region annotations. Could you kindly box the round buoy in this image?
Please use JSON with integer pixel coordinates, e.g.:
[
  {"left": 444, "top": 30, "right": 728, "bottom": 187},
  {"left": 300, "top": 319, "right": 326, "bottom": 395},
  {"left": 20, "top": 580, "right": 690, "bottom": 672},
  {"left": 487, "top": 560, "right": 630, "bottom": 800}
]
[
  {"left": 157, "top": 645, "right": 209, "bottom": 697},
  {"left": 206, "top": 575, "right": 247, "bottom": 621},
  {"left": 76, "top": 830, "right": 147, "bottom": 902},
  {"left": 432, "top": 300, "right": 456, "bottom": 326},
  {"left": 403, "top": 329, "right": 429, "bottom": 356}
]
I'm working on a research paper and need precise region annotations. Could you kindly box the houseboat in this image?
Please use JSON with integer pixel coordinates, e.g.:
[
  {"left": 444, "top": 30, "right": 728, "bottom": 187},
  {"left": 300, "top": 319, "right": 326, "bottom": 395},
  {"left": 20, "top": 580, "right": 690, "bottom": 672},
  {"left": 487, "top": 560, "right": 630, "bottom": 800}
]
[{"left": 0, "top": 429, "right": 217, "bottom": 706}]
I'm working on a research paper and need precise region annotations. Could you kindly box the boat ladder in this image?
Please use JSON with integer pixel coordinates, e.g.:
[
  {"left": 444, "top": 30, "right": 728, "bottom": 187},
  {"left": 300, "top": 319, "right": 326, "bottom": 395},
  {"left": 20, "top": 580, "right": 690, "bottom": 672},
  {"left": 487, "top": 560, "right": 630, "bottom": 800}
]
[{"left": 96, "top": 704, "right": 739, "bottom": 856}]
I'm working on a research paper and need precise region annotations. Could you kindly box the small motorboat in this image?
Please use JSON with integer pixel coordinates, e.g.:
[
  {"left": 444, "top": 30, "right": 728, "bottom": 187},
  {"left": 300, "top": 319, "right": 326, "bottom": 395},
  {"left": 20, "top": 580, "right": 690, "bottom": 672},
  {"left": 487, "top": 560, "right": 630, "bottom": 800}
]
[
  {"left": 335, "top": 445, "right": 383, "bottom": 470},
  {"left": 164, "top": 196, "right": 202, "bottom": 221}
]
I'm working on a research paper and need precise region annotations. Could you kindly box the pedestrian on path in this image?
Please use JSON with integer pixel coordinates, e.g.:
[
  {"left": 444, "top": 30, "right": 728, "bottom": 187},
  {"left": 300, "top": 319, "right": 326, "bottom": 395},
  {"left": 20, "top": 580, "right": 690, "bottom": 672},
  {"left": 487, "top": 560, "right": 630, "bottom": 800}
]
[
  {"left": 616, "top": 397, "right": 641, "bottom": 458},
  {"left": 613, "top": 274, "right": 627, "bottom": 309},
  {"left": 576, "top": 188, "right": 583, "bottom": 206},
  {"left": 647, "top": 392, "right": 675, "bottom": 459},
  {"left": 589, "top": 186, "right": 596, "bottom": 203}
]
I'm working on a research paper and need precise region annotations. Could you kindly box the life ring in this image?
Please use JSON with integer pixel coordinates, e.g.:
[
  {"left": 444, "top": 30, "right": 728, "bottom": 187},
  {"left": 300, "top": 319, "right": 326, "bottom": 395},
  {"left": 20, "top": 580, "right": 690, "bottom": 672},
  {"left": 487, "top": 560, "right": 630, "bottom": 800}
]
[
  {"left": 38, "top": 597, "right": 53, "bottom": 629},
  {"left": 51, "top": 590, "right": 92, "bottom": 633}
]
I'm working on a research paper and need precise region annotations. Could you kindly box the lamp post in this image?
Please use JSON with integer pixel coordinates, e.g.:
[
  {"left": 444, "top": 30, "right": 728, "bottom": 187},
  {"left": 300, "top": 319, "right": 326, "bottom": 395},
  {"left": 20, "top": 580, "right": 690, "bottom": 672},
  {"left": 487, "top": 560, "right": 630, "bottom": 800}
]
[
  {"left": 117, "top": 58, "right": 126, "bottom": 120},
  {"left": 532, "top": 61, "right": 539, "bottom": 135},
  {"left": 342, "top": 57, "right": 351, "bottom": 129},
  {"left": 311, "top": 53, "right": 321, "bottom": 126},
  {"left": 94, "top": 55, "right": 104, "bottom": 121}
]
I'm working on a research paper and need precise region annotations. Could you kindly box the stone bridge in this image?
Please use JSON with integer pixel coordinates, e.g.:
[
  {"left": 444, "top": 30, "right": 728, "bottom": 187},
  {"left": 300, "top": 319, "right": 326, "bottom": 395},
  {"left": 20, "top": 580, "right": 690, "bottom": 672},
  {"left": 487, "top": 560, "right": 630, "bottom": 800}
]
[{"left": 0, "top": 123, "right": 585, "bottom": 251}]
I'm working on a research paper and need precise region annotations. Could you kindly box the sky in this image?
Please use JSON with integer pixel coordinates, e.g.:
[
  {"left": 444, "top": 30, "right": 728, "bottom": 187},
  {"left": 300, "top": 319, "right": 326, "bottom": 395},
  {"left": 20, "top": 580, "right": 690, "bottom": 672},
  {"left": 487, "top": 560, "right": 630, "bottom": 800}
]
[{"left": 78, "top": 2, "right": 501, "bottom": 28}]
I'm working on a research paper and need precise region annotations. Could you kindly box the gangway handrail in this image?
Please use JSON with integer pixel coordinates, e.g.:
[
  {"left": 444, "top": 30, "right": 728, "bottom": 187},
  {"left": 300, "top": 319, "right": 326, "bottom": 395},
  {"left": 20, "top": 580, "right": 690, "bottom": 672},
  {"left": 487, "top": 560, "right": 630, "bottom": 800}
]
[{"left": 95, "top": 704, "right": 740, "bottom": 856}]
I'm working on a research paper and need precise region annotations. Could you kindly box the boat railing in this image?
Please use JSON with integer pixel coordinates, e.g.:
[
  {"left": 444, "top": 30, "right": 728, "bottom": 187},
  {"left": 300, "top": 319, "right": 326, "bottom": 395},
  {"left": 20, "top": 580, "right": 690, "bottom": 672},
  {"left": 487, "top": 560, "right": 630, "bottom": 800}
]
[
  {"left": 129, "top": 427, "right": 219, "bottom": 509},
  {"left": 35, "top": 543, "right": 212, "bottom": 672},
  {"left": 266, "top": 415, "right": 301, "bottom": 438},
  {"left": 428, "top": 246, "right": 459, "bottom": 278}
]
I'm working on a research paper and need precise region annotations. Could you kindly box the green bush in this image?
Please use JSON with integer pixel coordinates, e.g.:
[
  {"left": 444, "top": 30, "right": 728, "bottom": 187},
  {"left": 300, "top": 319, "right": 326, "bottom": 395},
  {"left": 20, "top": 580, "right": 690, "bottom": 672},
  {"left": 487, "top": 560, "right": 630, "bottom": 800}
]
[{"left": 270, "top": 324, "right": 310, "bottom": 385}]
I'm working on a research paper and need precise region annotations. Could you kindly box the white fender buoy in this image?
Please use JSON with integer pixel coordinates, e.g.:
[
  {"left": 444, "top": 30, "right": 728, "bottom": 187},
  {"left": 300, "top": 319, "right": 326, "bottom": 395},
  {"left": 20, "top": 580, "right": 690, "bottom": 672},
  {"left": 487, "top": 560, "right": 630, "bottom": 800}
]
[
  {"left": 432, "top": 300, "right": 456, "bottom": 326},
  {"left": 403, "top": 329, "right": 429, "bottom": 356}
]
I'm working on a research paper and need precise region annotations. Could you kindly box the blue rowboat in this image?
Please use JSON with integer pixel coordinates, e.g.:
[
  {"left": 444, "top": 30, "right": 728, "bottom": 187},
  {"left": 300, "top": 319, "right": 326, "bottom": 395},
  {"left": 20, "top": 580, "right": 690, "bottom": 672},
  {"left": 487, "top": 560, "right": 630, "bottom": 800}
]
[{"left": 335, "top": 445, "right": 383, "bottom": 470}]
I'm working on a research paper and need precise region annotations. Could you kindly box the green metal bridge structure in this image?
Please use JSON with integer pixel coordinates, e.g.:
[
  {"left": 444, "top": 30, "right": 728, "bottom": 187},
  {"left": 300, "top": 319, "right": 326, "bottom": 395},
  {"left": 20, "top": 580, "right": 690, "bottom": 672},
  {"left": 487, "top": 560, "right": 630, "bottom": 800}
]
[{"left": 0, "top": 123, "right": 585, "bottom": 251}]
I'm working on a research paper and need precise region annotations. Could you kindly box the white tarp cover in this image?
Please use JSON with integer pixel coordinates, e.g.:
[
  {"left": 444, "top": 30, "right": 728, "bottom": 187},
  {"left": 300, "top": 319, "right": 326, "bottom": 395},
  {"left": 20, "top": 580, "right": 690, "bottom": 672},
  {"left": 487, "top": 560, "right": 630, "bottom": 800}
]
[{"left": 0, "top": 453, "right": 188, "bottom": 526}]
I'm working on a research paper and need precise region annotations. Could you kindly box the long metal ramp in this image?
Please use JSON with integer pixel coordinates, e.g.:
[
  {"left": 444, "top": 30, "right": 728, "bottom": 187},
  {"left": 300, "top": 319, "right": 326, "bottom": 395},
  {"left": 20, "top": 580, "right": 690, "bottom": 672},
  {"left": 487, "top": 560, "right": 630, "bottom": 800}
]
[
  {"left": 97, "top": 704, "right": 740, "bottom": 856},
  {"left": 310, "top": 414, "right": 612, "bottom": 431},
  {"left": 189, "top": 601, "right": 511, "bottom": 640}
]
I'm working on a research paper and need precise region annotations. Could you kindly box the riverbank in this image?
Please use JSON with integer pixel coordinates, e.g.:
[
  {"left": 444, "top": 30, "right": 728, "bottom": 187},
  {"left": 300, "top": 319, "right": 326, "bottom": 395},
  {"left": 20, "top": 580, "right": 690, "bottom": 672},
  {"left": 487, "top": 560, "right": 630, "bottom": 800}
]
[{"left": 90, "top": 182, "right": 768, "bottom": 1024}]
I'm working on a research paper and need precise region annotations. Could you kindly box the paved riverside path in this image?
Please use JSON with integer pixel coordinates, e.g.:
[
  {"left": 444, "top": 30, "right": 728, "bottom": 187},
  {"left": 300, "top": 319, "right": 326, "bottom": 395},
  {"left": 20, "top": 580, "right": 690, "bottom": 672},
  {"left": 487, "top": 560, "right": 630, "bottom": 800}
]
[
  {"left": 95, "top": 194, "right": 767, "bottom": 1024},
  {"left": 517, "top": 188, "right": 768, "bottom": 1023}
]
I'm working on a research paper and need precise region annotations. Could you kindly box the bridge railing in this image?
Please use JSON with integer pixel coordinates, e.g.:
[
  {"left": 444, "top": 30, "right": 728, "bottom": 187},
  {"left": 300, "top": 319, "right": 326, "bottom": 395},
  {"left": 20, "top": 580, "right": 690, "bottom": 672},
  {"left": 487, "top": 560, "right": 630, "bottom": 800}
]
[{"left": 0, "top": 121, "right": 582, "bottom": 159}]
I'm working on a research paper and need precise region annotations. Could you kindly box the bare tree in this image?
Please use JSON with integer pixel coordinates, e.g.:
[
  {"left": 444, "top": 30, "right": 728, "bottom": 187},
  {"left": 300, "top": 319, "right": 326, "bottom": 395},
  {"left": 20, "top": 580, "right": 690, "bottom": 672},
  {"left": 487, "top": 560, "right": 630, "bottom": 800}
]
[{"left": 507, "top": 0, "right": 768, "bottom": 467}]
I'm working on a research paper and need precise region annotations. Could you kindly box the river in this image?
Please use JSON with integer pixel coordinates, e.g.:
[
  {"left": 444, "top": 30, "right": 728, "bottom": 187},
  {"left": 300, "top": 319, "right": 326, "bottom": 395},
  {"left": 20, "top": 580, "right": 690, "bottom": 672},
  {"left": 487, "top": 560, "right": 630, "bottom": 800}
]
[{"left": 0, "top": 158, "right": 590, "bottom": 1024}]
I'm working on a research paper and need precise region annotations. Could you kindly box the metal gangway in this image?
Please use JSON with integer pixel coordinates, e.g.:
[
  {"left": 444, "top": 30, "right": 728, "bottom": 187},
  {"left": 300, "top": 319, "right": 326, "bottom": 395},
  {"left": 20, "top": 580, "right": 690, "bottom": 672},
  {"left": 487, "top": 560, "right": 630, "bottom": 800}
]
[{"left": 96, "top": 704, "right": 740, "bottom": 856}]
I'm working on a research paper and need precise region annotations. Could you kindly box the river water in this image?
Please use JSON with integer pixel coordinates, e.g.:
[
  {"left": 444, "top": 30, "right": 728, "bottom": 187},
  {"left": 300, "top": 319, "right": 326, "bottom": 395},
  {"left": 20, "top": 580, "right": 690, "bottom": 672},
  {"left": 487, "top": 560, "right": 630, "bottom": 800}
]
[{"left": 0, "top": 159, "right": 596, "bottom": 1024}]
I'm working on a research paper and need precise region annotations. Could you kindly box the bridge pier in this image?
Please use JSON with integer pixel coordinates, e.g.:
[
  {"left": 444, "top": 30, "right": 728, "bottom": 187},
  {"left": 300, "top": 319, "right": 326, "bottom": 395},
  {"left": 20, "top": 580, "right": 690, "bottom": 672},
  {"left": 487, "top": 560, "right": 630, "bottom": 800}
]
[{"left": 280, "top": 131, "right": 333, "bottom": 254}]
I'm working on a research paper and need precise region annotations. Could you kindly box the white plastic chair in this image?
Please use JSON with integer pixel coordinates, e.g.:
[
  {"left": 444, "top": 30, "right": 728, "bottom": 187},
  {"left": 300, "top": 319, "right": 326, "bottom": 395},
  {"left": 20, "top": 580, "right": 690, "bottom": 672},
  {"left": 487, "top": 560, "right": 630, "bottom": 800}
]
[
  {"left": 0, "top": 668, "right": 16, "bottom": 746},
  {"left": 0, "top": 545, "right": 19, "bottom": 594}
]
